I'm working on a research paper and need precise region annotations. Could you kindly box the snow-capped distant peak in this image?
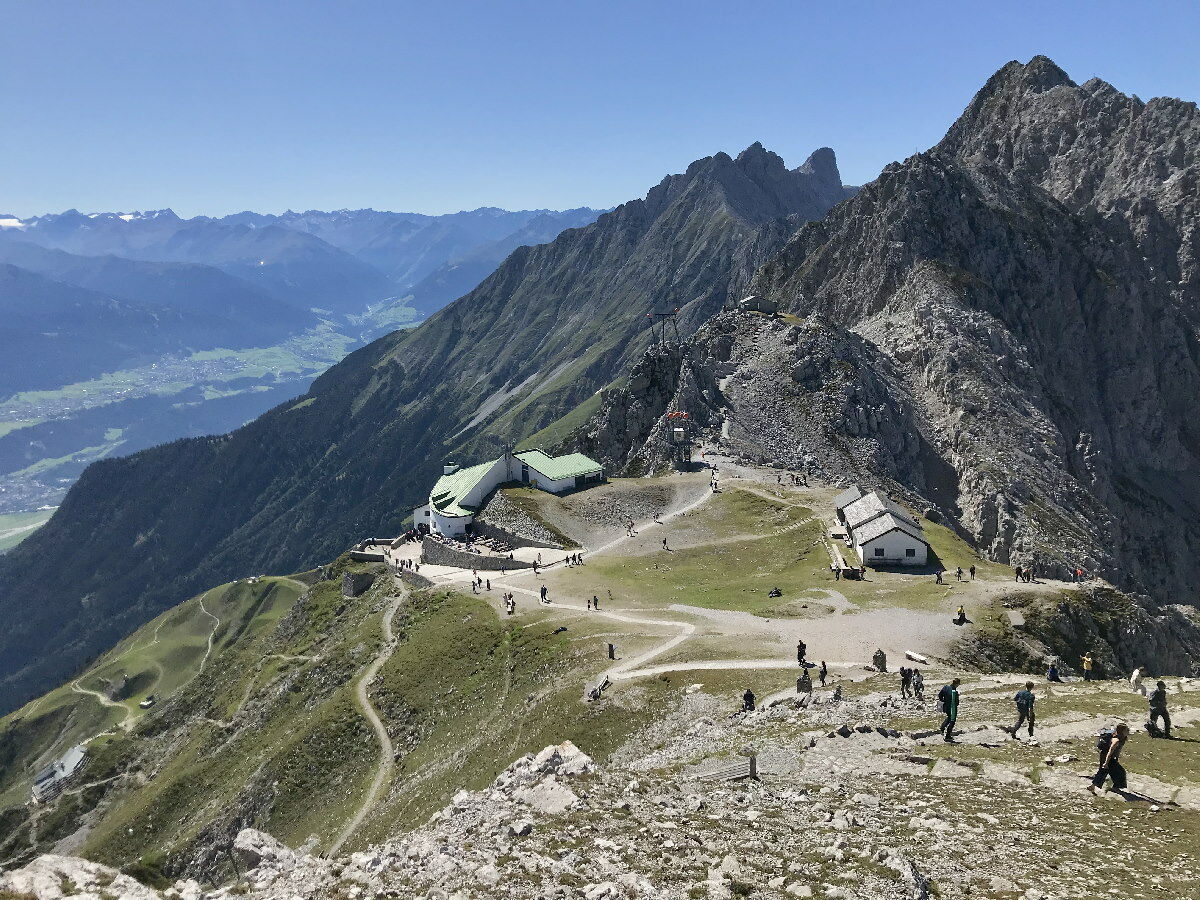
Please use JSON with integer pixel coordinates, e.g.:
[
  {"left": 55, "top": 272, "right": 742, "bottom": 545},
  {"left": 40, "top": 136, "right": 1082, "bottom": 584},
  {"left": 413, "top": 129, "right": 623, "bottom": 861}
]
[{"left": 0, "top": 217, "right": 26, "bottom": 228}]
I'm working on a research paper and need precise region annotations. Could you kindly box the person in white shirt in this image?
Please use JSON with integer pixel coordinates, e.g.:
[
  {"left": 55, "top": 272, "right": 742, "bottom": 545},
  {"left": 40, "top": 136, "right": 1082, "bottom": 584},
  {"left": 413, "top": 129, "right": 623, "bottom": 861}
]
[{"left": 1131, "top": 666, "right": 1147, "bottom": 696}]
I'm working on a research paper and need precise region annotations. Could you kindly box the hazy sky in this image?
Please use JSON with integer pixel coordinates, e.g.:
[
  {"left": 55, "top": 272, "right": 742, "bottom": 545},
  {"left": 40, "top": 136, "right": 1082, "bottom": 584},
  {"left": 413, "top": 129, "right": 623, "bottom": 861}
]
[{"left": 3, "top": 0, "right": 1198, "bottom": 218}]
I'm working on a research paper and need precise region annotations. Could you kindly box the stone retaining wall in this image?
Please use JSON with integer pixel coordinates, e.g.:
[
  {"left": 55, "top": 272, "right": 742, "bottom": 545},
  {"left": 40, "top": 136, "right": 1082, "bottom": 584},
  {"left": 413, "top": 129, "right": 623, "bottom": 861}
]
[
  {"left": 475, "top": 491, "right": 563, "bottom": 549},
  {"left": 421, "top": 537, "right": 535, "bottom": 571}
]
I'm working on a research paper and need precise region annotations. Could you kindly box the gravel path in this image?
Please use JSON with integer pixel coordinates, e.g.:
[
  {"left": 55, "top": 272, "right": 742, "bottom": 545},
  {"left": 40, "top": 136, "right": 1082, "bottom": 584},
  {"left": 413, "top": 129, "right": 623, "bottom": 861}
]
[{"left": 328, "top": 588, "right": 407, "bottom": 856}]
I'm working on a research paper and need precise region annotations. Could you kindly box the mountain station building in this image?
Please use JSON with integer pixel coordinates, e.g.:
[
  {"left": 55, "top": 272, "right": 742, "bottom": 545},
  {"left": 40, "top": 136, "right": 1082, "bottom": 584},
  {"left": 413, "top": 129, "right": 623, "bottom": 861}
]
[
  {"left": 834, "top": 485, "right": 930, "bottom": 567},
  {"left": 412, "top": 449, "right": 603, "bottom": 537}
]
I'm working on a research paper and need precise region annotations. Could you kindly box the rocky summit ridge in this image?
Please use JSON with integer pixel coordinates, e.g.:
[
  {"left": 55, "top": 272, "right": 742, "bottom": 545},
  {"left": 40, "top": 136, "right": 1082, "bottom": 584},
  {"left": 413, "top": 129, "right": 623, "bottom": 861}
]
[{"left": 580, "top": 56, "right": 1200, "bottom": 622}]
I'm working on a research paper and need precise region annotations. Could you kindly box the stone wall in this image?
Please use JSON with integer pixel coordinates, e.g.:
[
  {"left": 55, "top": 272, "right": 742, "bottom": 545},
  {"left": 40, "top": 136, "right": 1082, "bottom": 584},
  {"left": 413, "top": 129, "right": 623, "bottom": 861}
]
[
  {"left": 421, "top": 537, "right": 535, "bottom": 571},
  {"left": 475, "top": 491, "right": 563, "bottom": 549},
  {"left": 341, "top": 571, "right": 377, "bottom": 598}
]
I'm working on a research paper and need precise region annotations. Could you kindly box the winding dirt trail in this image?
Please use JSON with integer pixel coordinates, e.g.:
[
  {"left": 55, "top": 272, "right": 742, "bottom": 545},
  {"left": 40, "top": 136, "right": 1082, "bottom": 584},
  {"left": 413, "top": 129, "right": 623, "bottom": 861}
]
[
  {"left": 70, "top": 681, "right": 134, "bottom": 731},
  {"left": 328, "top": 588, "right": 407, "bottom": 856}
]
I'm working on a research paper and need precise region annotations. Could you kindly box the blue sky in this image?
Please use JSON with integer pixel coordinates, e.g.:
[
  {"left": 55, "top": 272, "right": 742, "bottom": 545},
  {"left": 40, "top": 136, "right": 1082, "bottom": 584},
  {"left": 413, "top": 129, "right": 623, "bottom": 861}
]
[{"left": 2, "top": 0, "right": 1198, "bottom": 218}]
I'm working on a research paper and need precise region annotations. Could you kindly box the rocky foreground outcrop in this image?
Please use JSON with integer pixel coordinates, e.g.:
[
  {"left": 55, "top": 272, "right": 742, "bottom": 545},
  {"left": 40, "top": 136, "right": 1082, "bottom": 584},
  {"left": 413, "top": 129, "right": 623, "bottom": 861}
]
[{"left": 7, "top": 673, "right": 1199, "bottom": 900}]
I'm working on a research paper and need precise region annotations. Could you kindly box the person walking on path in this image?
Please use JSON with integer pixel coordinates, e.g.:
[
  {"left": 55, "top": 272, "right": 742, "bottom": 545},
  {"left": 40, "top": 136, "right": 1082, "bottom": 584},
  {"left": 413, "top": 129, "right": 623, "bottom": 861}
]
[
  {"left": 742, "top": 689, "right": 756, "bottom": 713},
  {"left": 913, "top": 669, "right": 925, "bottom": 701},
  {"left": 1081, "top": 653, "right": 1095, "bottom": 681},
  {"left": 587, "top": 596, "right": 593, "bottom": 610},
  {"left": 593, "top": 595, "right": 600, "bottom": 611},
  {"left": 900, "top": 667, "right": 913, "bottom": 699},
  {"left": 539, "top": 585, "right": 549, "bottom": 604},
  {"left": 1148, "top": 681, "right": 1172, "bottom": 738},
  {"left": 935, "top": 570, "right": 943, "bottom": 584},
  {"left": 938, "top": 678, "right": 961, "bottom": 743},
  {"left": 796, "top": 640, "right": 807, "bottom": 666},
  {"left": 662, "top": 538, "right": 670, "bottom": 551},
  {"left": 1014, "top": 565, "right": 1022, "bottom": 582},
  {"left": 1130, "top": 666, "right": 1146, "bottom": 696},
  {"left": 1089, "top": 724, "right": 1130, "bottom": 794},
  {"left": 969, "top": 565, "right": 976, "bottom": 580},
  {"left": 1010, "top": 682, "right": 1037, "bottom": 739},
  {"left": 818, "top": 661, "right": 828, "bottom": 687},
  {"left": 955, "top": 566, "right": 963, "bottom": 581}
]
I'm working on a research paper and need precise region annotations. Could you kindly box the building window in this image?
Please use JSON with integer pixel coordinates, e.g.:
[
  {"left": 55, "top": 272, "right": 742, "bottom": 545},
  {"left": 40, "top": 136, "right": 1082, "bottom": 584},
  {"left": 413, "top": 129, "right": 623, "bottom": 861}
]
[
  {"left": 905, "top": 548, "right": 915, "bottom": 557},
  {"left": 874, "top": 548, "right": 885, "bottom": 557}
]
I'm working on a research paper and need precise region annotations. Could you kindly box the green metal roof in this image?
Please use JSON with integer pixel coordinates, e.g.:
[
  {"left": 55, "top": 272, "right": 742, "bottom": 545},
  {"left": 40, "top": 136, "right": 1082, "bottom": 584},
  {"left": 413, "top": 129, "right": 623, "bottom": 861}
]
[
  {"left": 516, "top": 449, "right": 603, "bottom": 482},
  {"left": 429, "top": 460, "right": 496, "bottom": 517}
]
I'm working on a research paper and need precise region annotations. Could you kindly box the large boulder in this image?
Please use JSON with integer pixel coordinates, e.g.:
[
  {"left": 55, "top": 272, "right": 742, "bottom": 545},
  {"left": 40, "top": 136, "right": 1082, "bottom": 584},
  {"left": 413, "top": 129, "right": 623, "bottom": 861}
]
[{"left": 0, "top": 854, "right": 161, "bottom": 900}]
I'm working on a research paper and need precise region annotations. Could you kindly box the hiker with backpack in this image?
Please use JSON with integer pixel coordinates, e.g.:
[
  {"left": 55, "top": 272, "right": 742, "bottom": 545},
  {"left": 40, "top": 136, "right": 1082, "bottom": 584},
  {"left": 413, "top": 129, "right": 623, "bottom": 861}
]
[
  {"left": 899, "top": 667, "right": 913, "bottom": 699},
  {"left": 1148, "top": 681, "right": 1172, "bottom": 738},
  {"left": 818, "top": 660, "right": 828, "bottom": 688},
  {"left": 912, "top": 669, "right": 925, "bottom": 701},
  {"left": 1089, "top": 724, "right": 1131, "bottom": 794},
  {"left": 938, "top": 678, "right": 961, "bottom": 742},
  {"left": 1010, "top": 682, "right": 1037, "bottom": 739},
  {"left": 742, "top": 688, "right": 756, "bottom": 713}
]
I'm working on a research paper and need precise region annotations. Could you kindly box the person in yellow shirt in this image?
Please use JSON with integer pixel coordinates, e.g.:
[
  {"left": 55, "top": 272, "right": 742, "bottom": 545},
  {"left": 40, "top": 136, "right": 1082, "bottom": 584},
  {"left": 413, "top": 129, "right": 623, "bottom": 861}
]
[{"left": 1081, "top": 652, "right": 1095, "bottom": 681}]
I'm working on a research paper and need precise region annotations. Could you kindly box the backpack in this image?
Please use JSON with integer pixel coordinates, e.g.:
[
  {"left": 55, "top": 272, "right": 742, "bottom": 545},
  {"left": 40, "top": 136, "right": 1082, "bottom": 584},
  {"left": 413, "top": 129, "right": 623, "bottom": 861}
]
[{"left": 1096, "top": 727, "right": 1114, "bottom": 757}]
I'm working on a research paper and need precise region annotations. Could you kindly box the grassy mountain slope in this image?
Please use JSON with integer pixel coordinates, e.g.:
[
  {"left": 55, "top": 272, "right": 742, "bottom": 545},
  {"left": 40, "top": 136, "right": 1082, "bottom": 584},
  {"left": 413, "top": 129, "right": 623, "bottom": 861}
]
[
  {"left": 0, "top": 561, "right": 644, "bottom": 877},
  {"left": 0, "top": 143, "right": 851, "bottom": 713}
]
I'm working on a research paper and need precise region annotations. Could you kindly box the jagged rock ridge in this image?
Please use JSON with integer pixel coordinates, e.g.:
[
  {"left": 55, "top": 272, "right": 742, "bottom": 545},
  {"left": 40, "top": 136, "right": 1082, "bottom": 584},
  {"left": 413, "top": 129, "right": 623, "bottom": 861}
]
[{"left": 584, "top": 57, "right": 1200, "bottom": 612}]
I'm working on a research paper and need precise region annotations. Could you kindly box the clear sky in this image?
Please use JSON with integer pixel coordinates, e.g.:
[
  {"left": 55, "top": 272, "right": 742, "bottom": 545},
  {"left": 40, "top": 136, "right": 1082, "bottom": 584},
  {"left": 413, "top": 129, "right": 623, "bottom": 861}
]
[{"left": 2, "top": 0, "right": 1198, "bottom": 218}]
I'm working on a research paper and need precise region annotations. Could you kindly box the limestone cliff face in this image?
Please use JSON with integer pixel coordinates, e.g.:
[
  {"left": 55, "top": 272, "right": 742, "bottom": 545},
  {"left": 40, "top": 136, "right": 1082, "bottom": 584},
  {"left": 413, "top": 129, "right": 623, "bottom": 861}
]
[{"left": 584, "top": 57, "right": 1200, "bottom": 613}]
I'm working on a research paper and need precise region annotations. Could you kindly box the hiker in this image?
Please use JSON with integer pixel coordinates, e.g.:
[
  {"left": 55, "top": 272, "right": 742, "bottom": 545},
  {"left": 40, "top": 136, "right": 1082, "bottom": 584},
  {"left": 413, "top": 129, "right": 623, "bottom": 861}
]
[
  {"left": 1148, "top": 681, "right": 1172, "bottom": 738},
  {"left": 587, "top": 596, "right": 593, "bottom": 610},
  {"left": 797, "top": 668, "right": 812, "bottom": 695},
  {"left": 796, "top": 640, "right": 807, "bottom": 665},
  {"left": 1080, "top": 653, "right": 1095, "bottom": 681},
  {"left": 935, "top": 570, "right": 943, "bottom": 584},
  {"left": 900, "top": 666, "right": 913, "bottom": 699},
  {"left": 1075, "top": 567, "right": 1084, "bottom": 582},
  {"left": 859, "top": 565, "right": 867, "bottom": 579},
  {"left": 539, "top": 584, "right": 549, "bottom": 603},
  {"left": 913, "top": 669, "right": 925, "bottom": 701},
  {"left": 593, "top": 595, "right": 600, "bottom": 611},
  {"left": 662, "top": 538, "right": 670, "bottom": 551},
  {"left": 1014, "top": 565, "right": 1023, "bottom": 582},
  {"left": 955, "top": 604, "right": 966, "bottom": 625},
  {"left": 1047, "top": 662, "right": 1063, "bottom": 682},
  {"left": 1130, "top": 666, "right": 1146, "bottom": 696},
  {"left": 818, "top": 661, "right": 828, "bottom": 687},
  {"left": 872, "top": 648, "right": 888, "bottom": 673},
  {"left": 742, "top": 689, "right": 756, "bottom": 712},
  {"left": 955, "top": 566, "right": 963, "bottom": 581},
  {"left": 938, "top": 678, "right": 961, "bottom": 743},
  {"left": 485, "top": 578, "right": 491, "bottom": 592},
  {"left": 1010, "top": 682, "right": 1037, "bottom": 739},
  {"left": 969, "top": 564, "right": 976, "bottom": 580},
  {"left": 1089, "top": 724, "right": 1130, "bottom": 794}
]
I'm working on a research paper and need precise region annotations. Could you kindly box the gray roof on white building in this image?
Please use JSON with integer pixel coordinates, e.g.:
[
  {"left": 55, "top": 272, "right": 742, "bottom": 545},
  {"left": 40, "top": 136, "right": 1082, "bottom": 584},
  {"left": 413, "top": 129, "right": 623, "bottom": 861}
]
[
  {"left": 833, "top": 484, "right": 863, "bottom": 511},
  {"left": 842, "top": 492, "right": 921, "bottom": 532},
  {"left": 854, "top": 513, "right": 930, "bottom": 547}
]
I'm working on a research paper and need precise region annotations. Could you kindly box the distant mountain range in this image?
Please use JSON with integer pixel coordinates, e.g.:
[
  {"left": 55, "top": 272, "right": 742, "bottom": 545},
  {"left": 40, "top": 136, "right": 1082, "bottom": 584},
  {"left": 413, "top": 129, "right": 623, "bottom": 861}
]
[
  {"left": 0, "top": 142, "right": 852, "bottom": 708},
  {"left": 0, "top": 205, "right": 606, "bottom": 391}
]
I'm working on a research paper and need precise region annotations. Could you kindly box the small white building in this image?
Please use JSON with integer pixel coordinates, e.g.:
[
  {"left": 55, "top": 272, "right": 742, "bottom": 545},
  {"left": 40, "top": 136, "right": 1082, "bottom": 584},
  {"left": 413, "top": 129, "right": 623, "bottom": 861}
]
[
  {"left": 836, "top": 488, "right": 930, "bottom": 567},
  {"left": 411, "top": 449, "right": 603, "bottom": 537},
  {"left": 852, "top": 513, "right": 929, "bottom": 566}
]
